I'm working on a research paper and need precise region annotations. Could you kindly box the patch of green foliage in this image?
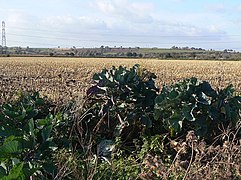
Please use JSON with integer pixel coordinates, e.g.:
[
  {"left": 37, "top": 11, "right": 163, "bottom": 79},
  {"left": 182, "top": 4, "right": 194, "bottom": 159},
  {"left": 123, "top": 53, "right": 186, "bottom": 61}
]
[
  {"left": 154, "top": 77, "right": 241, "bottom": 139},
  {"left": 0, "top": 92, "right": 71, "bottom": 178},
  {"left": 85, "top": 64, "right": 159, "bottom": 146}
]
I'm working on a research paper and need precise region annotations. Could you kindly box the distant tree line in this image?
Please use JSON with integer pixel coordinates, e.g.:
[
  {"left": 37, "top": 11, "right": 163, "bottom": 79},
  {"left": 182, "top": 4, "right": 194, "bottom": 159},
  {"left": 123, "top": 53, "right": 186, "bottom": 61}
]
[{"left": 2, "top": 45, "right": 241, "bottom": 60}]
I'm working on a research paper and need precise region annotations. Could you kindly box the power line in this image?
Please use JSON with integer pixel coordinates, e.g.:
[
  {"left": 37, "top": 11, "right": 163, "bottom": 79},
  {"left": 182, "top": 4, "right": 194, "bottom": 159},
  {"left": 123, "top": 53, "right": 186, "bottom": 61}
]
[
  {"left": 7, "top": 25, "right": 241, "bottom": 38},
  {"left": 7, "top": 33, "right": 241, "bottom": 45},
  {"left": 7, "top": 40, "right": 64, "bottom": 47},
  {"left": 5, "top": 26, "right": 241, "bottom": 50},
  {"left": 7, "top": 40, "right": 241, "bottom": 51}
]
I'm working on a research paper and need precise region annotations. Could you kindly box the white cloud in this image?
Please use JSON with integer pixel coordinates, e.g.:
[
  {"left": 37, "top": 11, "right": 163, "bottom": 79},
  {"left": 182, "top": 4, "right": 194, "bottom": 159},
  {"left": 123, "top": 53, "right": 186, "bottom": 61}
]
[
  {"left": 92, "top": 0, "right": 154, "bottom": 23},
  {"left": 206, "top": 3, "right": 227, "bottom": 13},
  {"left": 238, "top": 4, "right": 241, "bottom": 12},
  {"left": 169, "top": 0, "right": 185, "bottom": 2},
  {"left": 41, "top": 15, "right": 107, "bottom": 32},
  {"left": 5, "top": 9, "right": 33, "bottom": 27},
  {"left": 94, "top": 0, "right": 115, "bottom": 14}
]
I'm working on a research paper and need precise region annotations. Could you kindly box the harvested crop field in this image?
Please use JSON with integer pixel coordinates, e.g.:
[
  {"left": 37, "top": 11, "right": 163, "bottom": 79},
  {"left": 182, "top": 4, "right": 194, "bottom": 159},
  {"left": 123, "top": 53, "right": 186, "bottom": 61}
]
[{"left": 0, "top": 57, "right": 240, "bottom": 105}]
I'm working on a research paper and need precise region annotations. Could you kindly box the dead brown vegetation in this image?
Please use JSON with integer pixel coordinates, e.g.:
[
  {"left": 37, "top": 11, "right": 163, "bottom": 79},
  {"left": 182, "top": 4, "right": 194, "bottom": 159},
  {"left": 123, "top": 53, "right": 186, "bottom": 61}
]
[{"left": 0, "top": 57, "right": 240, "bottom": 106}]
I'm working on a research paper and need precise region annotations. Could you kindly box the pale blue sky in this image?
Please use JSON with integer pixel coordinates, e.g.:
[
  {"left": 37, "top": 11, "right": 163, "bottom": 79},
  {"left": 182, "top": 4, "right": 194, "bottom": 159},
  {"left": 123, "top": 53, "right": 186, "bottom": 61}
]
[{"left": 1, "top": 0, "right": 241, "bottom": 50}]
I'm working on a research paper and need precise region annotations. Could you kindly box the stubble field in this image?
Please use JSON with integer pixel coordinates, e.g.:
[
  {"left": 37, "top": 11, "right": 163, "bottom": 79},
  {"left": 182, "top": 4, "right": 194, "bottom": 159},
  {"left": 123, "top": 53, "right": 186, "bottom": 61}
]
[{"left": 0, "top": 57, "right": 240, "bottom": 105}]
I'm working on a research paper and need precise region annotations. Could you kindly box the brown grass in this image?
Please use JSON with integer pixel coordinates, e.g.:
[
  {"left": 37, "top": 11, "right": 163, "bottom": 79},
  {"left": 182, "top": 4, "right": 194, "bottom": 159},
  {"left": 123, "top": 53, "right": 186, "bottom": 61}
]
[
  {"left": 141, "top": 125, "right": 241, "bottom": 179},
  {"left": 0, "top": 57, "right": 240, "bottom": 105}
]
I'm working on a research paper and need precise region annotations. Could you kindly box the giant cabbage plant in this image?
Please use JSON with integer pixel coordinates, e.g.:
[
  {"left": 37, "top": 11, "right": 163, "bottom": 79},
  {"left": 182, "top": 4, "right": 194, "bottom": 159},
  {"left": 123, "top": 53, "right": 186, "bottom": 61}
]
[
  {"left": 85, "top": 65, "right": 159, "bottom": 144},
  {"left": 154, "top": 77, "right": 241, "bottom": 139}
]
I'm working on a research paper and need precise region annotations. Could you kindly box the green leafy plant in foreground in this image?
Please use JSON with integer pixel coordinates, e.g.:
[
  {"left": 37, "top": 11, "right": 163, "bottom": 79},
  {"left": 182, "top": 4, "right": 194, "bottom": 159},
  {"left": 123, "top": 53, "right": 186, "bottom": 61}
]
[
  {"left": 85, "top": 64, "right": 159, "bottom": 146},
  {"left": 154, "top": 77, "right": 241, "bottom": 139},
  {"left": 0, "top": 92, "right": 66, "bottom": 178}
]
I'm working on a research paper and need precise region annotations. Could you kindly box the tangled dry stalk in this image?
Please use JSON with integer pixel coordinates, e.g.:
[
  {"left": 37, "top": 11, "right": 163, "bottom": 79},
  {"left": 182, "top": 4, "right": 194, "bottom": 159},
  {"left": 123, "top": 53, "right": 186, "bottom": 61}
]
[{"left": 140, "top": 123, "right": 241, "bottom": 179}]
